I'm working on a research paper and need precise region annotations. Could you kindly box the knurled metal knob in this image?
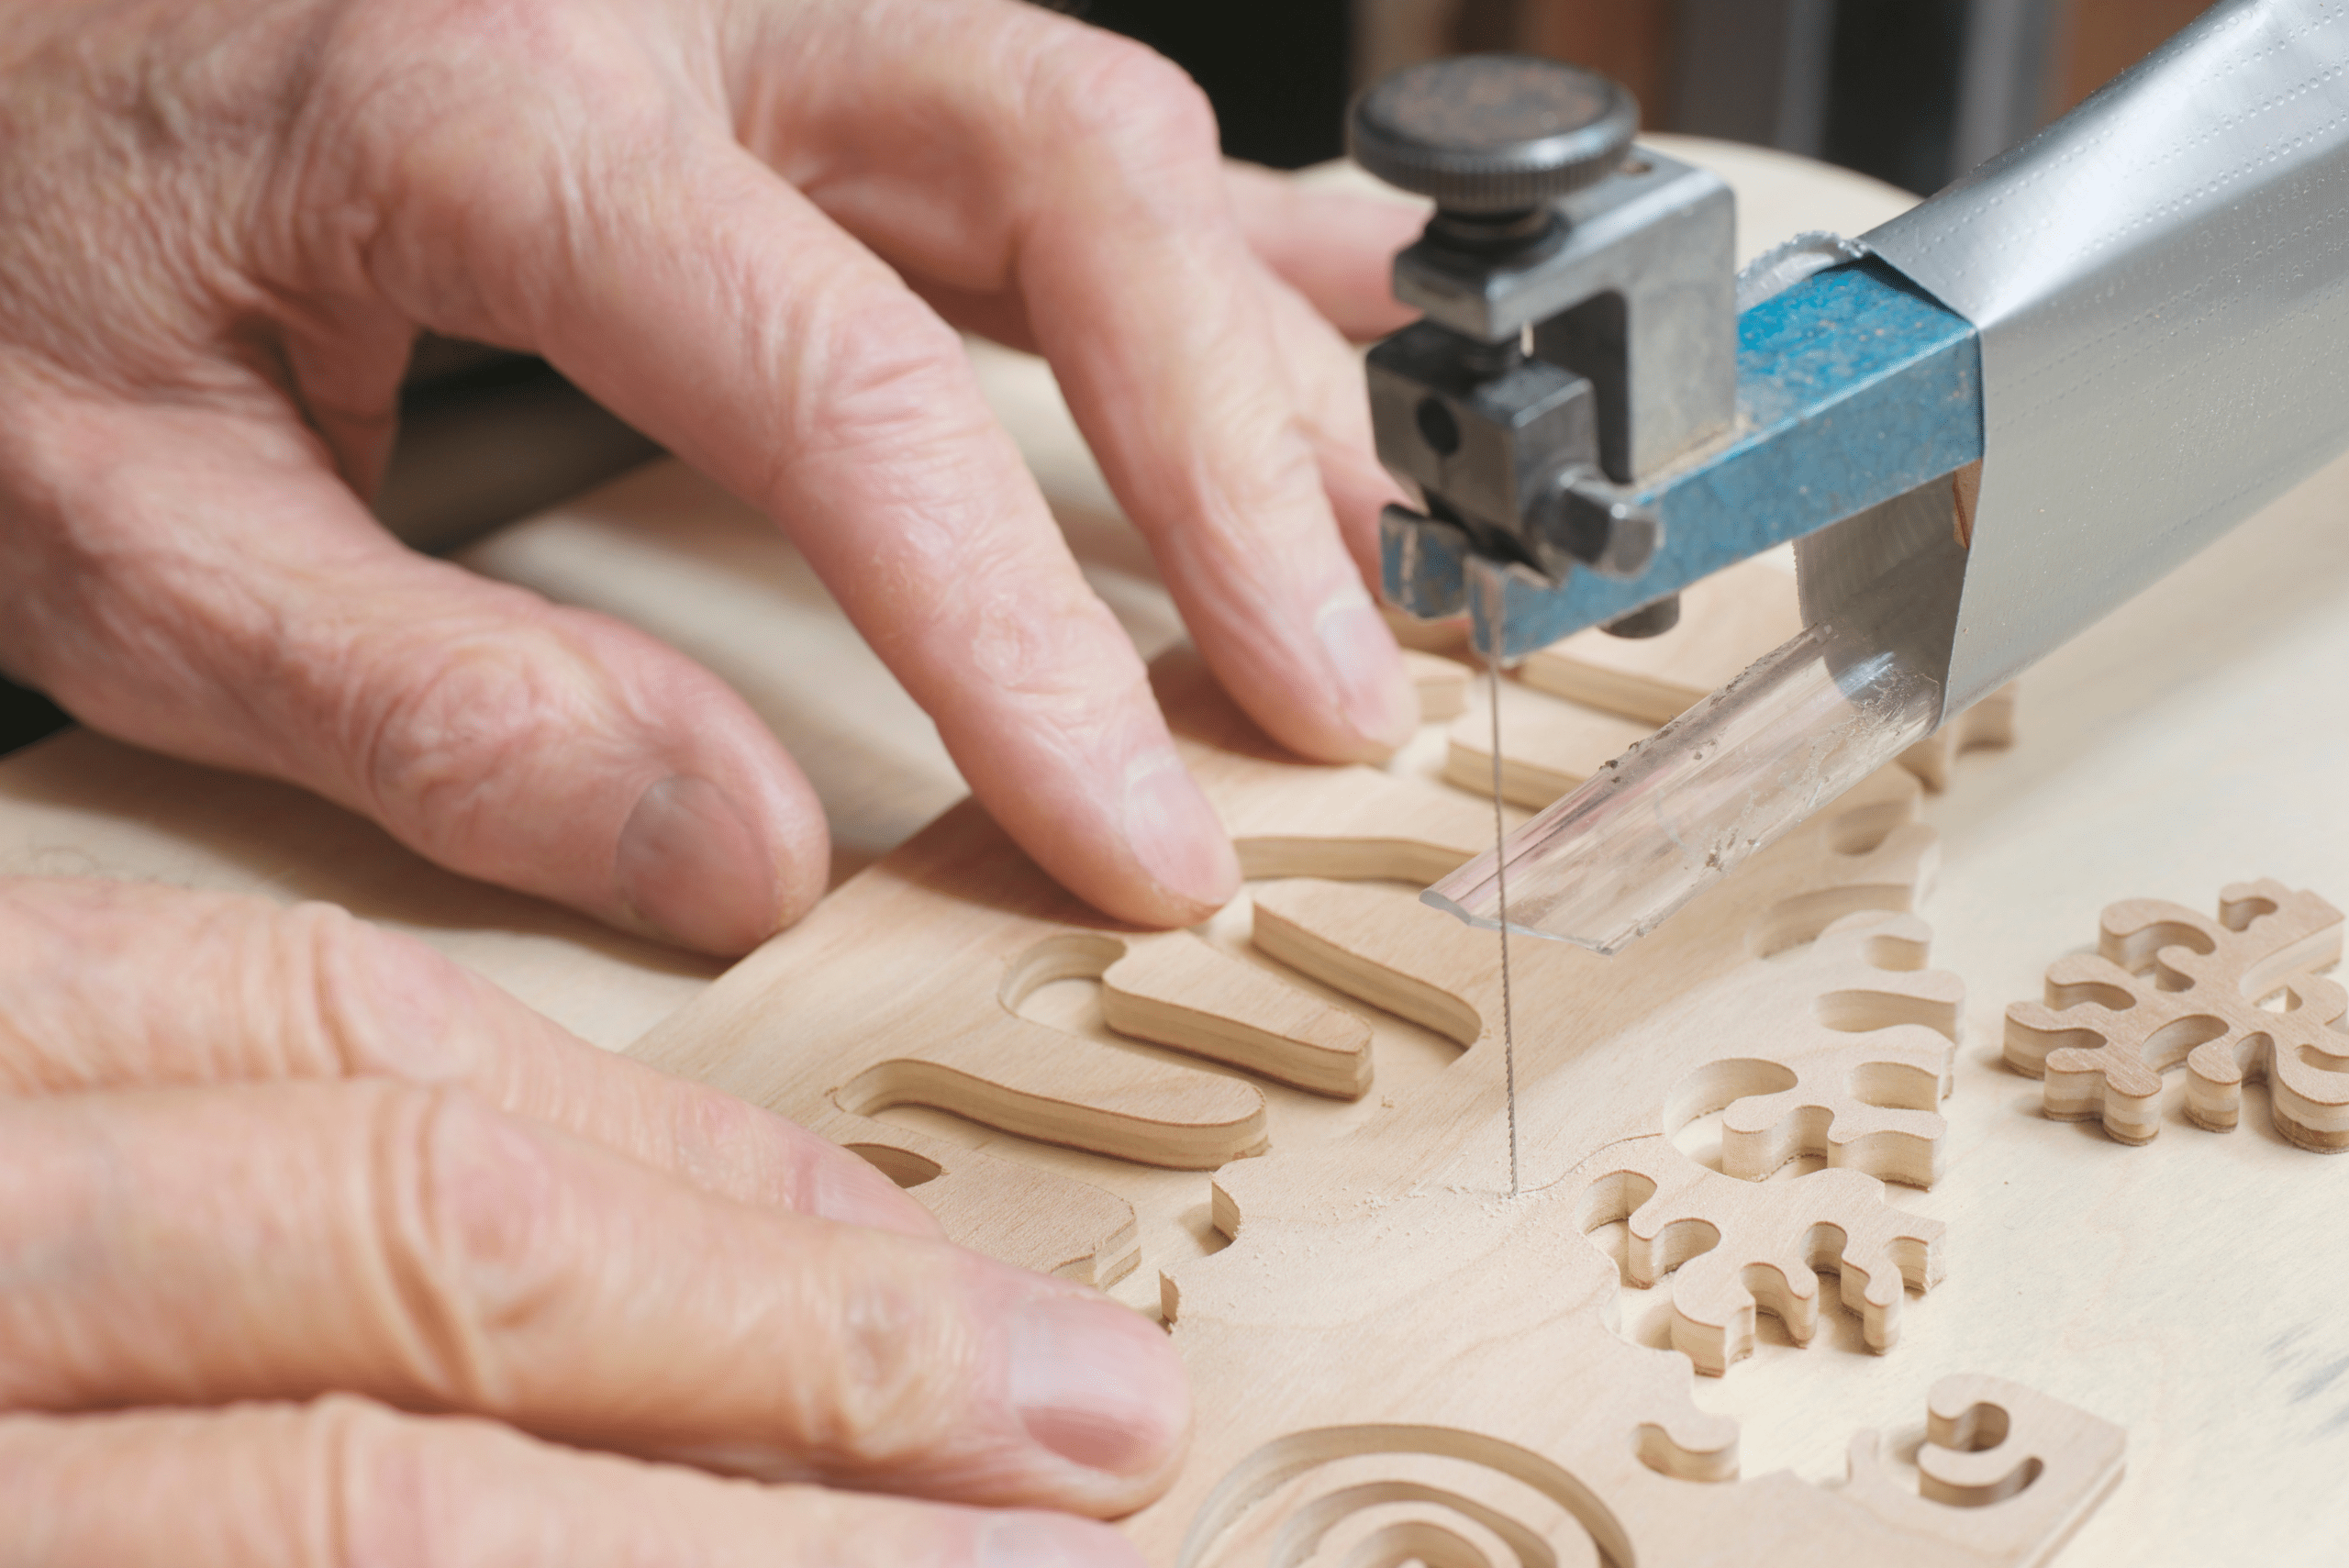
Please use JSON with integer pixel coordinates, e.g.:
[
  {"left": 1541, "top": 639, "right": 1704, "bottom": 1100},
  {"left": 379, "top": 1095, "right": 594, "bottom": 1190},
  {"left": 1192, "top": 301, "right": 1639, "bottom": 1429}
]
[{"left": 1349, "top": 54, "right": 1639, "bottom": 215}]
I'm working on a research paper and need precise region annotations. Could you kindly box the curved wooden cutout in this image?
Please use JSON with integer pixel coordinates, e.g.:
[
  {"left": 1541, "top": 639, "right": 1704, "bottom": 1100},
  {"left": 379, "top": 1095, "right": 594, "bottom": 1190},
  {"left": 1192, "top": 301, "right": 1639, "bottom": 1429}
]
[
  {"left": 632, "top": 661, "right": 1508, "bottom": 1275},
  {"left": 1568, "top": 1134, "right": 1945, "bottom": 1375},
  {"left": 2005, "top": 880, "right": 2348, "bottom": 1147}
]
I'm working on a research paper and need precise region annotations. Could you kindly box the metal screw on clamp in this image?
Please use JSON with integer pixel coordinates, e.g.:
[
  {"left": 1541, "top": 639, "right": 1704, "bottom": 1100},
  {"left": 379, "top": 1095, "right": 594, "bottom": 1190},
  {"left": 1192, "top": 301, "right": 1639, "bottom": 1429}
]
[
  {"left": 1350, "top": 54, "right": 1640, "bottom": 233},
  {"left": 1354, "top": 55, "right": 1729, "bottom": 651}
]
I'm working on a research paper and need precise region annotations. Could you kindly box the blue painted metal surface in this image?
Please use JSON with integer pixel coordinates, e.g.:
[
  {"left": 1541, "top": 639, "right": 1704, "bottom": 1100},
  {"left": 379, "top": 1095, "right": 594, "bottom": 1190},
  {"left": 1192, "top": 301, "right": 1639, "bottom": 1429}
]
[{"left": 1383, "top": 260, "right": 1985, "bottom": 659}]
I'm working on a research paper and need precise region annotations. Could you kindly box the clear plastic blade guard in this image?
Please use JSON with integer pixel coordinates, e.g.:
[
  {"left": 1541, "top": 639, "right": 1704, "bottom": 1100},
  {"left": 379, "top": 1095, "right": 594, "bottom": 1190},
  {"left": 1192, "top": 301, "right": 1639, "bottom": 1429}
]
[{"left": 1424, "top": 617, "right": 1940, "bottom": 953}]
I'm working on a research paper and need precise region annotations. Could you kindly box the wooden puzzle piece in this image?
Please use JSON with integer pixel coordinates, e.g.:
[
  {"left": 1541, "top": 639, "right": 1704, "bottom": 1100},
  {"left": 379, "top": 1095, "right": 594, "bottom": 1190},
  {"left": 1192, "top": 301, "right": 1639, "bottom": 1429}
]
[
  {"left": 2005, "top": 880, "right": 2349, "bottom": 1148},
  {"left": 1570, "top": 1133, "right": 1945, "bottom": 1375}
]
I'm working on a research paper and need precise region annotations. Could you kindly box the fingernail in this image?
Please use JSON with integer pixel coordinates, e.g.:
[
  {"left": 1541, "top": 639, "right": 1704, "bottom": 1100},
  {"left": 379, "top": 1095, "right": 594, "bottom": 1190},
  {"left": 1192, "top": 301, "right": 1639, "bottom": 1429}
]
[
  {"left": 1123, "top": 750, "right": 1240, "bottom": 913},
  {"left": 615, "top": 775, "right": 780, "bottom": 956},
  {"left": 977, "top": 1514, "right": 1149, "bottom": 1568},
  {"left": 1008, "top": 1296, "right": 1190, "bottom": 1478},
  {"left": 1315, "top": 587, "right": 1417, "bottom": 753}
]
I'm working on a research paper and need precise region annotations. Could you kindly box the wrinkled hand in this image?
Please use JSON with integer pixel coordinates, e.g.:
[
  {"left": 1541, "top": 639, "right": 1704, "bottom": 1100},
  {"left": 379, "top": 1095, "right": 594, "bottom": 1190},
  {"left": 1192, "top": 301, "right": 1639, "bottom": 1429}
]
[
  {"left": 0, "top": 876, "right": 1186, "bottom": 1563},
  {"left": 0, "top": 0, "right": 1425, "bottom": 955}
]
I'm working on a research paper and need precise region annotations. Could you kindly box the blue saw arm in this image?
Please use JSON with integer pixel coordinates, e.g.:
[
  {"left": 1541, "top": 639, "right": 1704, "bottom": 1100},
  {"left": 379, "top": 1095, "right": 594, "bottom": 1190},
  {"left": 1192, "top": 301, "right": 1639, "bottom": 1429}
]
[{"left": 1381, "top": 258, "right": 1982, "bottom": 661}]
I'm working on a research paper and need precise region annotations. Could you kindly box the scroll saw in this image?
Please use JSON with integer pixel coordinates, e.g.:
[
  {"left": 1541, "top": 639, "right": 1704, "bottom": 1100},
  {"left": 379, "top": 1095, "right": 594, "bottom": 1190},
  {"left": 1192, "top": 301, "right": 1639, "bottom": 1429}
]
[{"left": 1353, "top": 0, "right": 2349, "bottom": 984}]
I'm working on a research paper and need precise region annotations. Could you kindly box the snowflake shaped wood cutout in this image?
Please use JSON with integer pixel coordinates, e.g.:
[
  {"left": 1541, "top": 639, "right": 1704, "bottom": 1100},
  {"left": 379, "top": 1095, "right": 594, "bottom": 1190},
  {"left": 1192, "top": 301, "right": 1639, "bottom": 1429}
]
[
  {"left": 2004, "top": 880, "right": 2349, "bottom": 1149},
  {"left": 1569, "top": 1132, "right": 1945, "bottom": 1375}
]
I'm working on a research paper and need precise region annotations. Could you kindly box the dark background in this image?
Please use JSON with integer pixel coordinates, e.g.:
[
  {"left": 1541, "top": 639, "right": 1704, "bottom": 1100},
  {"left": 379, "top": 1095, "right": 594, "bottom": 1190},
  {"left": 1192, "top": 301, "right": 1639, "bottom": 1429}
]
[{"left": 0, "top": 680, "right": 64, "bottom": 758}]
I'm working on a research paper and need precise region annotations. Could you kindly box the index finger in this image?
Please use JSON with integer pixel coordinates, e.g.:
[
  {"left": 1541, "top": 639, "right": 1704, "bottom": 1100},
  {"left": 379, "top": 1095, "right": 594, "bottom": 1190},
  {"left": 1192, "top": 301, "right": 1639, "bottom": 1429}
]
[
  {"left": 716, "top": 3, "right": 1422, "bottom": 764},
  {"left": 358, "top": 35, "right": 1238, "bottom": 927}
]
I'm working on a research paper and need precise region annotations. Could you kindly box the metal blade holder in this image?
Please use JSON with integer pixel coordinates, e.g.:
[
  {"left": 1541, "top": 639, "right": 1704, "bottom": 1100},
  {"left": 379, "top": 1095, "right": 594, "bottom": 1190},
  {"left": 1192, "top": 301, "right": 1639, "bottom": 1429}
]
[{"left": 1353, "top": 55, "right": 1738, "bottom": 653}]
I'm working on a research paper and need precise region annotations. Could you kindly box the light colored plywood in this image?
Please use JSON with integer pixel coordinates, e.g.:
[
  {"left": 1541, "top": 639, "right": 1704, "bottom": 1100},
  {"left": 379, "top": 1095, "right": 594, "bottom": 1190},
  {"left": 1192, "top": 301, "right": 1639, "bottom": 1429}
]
[
  {"left": 1, "top": 136, "right": 2343, "bottom": 1565},
  {"left": 2004, "top": 881, "right": 2349, "bottom": 1150},
  {"left": 1141, "top": 893, "right": 2121, "bottom": 1567},
  {"left": 635, "top": 623, "right": 2128, "bottom": 1560}
]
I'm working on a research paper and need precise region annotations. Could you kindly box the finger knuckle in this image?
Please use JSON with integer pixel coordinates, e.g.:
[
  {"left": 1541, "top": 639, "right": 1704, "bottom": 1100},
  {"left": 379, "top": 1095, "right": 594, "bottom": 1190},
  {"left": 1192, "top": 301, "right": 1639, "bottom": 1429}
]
[
  {"left": 801, "top": 1242, "right": 982, "bottom": 1466},
  {"left": 1034, "top": 29, "right": 1218, "bottom": 176},
  {"left": 299, "top": 1395, "right": 444, "bottom": 1567},
  {"left": 272, "top": 899, "right": 379, "bottom": 1073},
  {"left": 338, "top": 599, "right": 596, "bottom": 857},
  {"left": 962, "top": 572, "right": 1139, "bottom": 702},
  {"left": 368, "top": 1084, "right": 566, "bottom": 1411},
  {"left": 284, "top": 898, "right": 479, "bottom": 1082},
  {"left": 302, "top": 1394, "right": 541, "bottom": 1567},
  {"left": 785, "top": 285, "right": 974, "bottom": 464}
]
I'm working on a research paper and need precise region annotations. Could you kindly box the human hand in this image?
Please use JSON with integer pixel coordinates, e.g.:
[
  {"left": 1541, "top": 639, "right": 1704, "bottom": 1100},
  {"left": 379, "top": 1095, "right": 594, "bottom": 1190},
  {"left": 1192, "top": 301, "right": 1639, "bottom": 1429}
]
[
  {"left": 0, "top": 876, "right": 1185, "bottom": 1562},
  {"left": 0, "top": 0, "right": 1429, "bottom": 956}
]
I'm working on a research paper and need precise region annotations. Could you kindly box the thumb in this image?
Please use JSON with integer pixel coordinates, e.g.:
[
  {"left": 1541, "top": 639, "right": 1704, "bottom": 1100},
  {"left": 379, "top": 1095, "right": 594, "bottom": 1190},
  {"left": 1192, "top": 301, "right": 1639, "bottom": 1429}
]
[{"left": 0, "top": 384, "right": 825, "bottom": 955}]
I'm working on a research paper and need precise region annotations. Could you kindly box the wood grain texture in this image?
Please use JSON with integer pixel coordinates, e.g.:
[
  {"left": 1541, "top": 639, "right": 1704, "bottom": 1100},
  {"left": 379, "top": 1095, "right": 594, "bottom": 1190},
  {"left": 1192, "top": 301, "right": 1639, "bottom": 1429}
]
[
  {"left": 636, "top": 614, "right": 2127, "bottom": 1561},
  {"left": 1144, "top": 886, "right": 2121, "bottom": 1567},
  {"left": 626, "top": 651, "right": 1499, "bottom": 1281},
  {"left": 5, "top": 136, "right": 2346, "bottom": 1564},
  {"left": 2004, "top": 881, "right": 2349, "bottom": 1149}
]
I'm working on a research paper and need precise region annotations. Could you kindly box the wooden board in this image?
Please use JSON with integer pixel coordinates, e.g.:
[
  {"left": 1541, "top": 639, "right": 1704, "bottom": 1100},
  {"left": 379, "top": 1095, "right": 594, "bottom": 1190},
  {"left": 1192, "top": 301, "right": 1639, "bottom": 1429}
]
[
  {"left": 4, "top": 136, "right": 2348, "bottom": 1563},
  {"left": 632, "top": 643, "right": 2143, "bottom": 1564}
]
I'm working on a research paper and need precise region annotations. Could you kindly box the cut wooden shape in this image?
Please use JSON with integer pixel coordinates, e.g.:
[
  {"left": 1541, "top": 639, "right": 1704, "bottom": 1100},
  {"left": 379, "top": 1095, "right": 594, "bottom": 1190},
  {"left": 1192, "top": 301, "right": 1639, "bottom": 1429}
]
[
  {"left": 836, "top": 1000, "right": 1270, "bottom": 1171},
  {"left": 2005, "top": 880, "right": 2349, "bottom": 1148},
  {"left": 1570, "top": 1134, "right": 1945, "bottom": 1375},
  {"left": 1185, "top": 1440, "right": 1607, "bottom": 1568},
  {"left": 1517, "top": 557, "right": 1803, "bottom": 726},
  {"left": 1102, "top": 933, "right": 1372, "bottom": 1099},
  {"left": 631, "top": 655, "right": 1506, "bottom": 1277},
  {"left": 1704, "top": 1035, "right": 1952, "bottom": 1186},
  {"left": 1838, "top": 1374, "right": 2127, "bottom": 1566},
  {"left": 1403, "top": 648, "right": 1472, "bottom": 722},
  {"left": 1442, "top": 676, "right": 1654, "bottom": 808},
  {"left": 1657, "top": 913, "right": 1963, "bottom": 1188}
]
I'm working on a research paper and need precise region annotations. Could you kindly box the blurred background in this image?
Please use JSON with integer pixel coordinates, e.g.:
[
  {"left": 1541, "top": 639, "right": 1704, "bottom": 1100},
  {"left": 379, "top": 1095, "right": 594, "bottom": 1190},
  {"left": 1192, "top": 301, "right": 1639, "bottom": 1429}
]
[
  {"left": 1078, "top": 0, "right": 2216, "bottom": 193},
  {"left": 0, "top": 0, "right": 2219, "bottom": 758}
]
